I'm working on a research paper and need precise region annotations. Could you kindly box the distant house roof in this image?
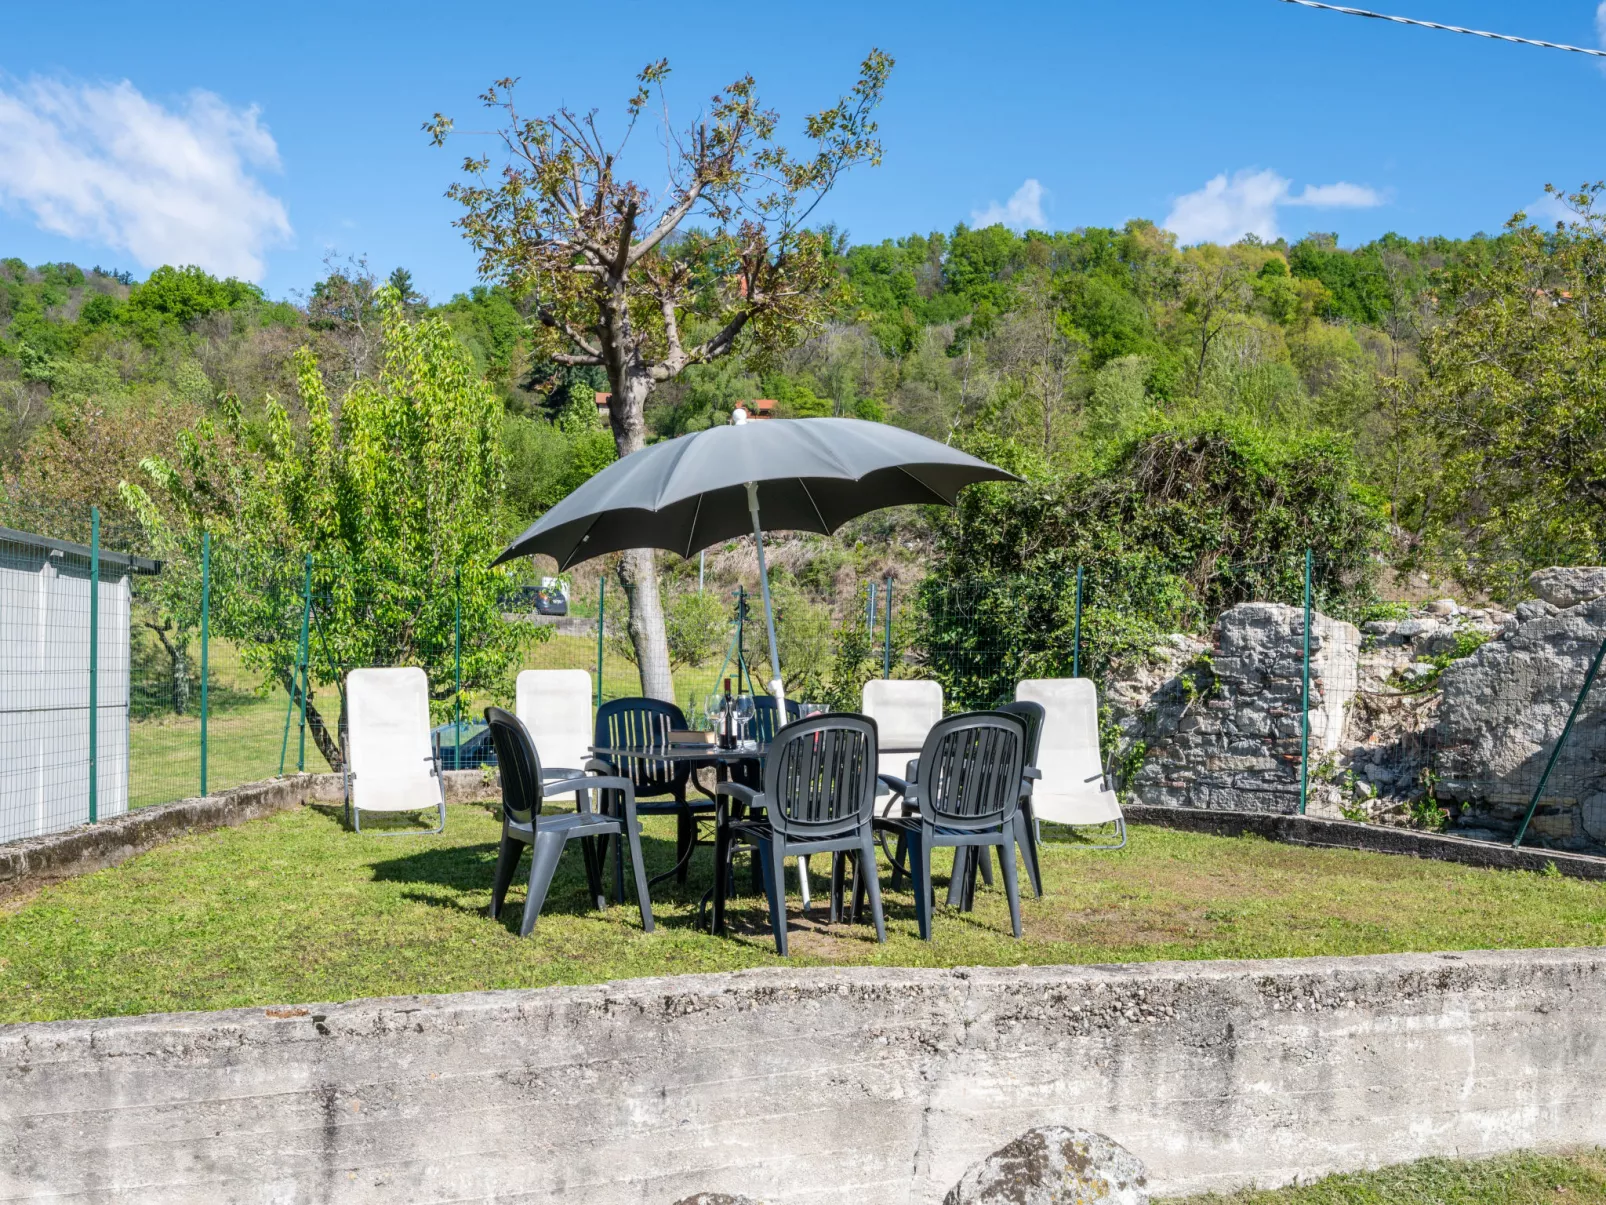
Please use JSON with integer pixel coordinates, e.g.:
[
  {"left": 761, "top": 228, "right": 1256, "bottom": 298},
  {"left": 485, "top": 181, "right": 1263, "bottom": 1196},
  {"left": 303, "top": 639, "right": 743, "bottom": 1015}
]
[{"left": 0, "top": 526, "right": 161, "bottom": 574}]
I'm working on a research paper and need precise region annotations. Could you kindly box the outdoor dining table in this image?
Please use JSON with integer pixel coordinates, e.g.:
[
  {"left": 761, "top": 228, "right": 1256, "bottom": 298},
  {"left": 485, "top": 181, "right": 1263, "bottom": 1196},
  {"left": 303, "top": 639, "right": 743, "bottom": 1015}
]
[{"left": 587, "top": 735, "right": 925, "bottom": 924}]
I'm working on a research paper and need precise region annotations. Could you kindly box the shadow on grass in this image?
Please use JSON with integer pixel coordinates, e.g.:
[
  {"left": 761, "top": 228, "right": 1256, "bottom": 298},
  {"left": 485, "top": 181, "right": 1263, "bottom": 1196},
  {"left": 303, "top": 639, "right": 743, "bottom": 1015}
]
[{"left": 366, "top": 832, "right": 708, "bottom": 933}]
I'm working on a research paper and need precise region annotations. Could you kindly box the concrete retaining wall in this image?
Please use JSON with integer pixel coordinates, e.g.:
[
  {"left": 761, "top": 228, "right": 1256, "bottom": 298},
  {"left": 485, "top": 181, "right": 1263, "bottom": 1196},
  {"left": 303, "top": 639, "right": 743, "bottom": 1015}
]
[
  {"left": 5, "top": 949, "right": 1606, "bottom": 1203},
  {"left": 0, "top": 770, "right": 497, "bottom": 898}
]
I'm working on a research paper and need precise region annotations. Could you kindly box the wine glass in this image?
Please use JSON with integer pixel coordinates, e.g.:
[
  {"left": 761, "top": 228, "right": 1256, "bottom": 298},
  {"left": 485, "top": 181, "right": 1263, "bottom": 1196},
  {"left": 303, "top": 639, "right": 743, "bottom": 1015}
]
[
  {"left": 734, "top": 694, "right": 756, "bottom": 746},
  {"left": 704, "top": 692, "right": 724, "bottom": 733}
]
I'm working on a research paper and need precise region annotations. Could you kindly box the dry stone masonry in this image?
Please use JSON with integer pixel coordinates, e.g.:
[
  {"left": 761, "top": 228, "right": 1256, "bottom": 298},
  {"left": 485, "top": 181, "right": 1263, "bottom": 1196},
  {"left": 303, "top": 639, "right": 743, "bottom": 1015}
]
[
  {"left": 1125, "top": 603, "right": 1359, "bottom": 814},
  {"left": 1119, "top": 566, "right": 1606, "bottom": 850}
]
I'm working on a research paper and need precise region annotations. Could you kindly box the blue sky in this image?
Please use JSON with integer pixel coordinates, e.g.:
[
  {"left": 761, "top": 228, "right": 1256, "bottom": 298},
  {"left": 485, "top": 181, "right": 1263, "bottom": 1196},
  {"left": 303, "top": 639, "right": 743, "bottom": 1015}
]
[{"left": 1, "top": 0, "right": 1602, "bottom": 300}]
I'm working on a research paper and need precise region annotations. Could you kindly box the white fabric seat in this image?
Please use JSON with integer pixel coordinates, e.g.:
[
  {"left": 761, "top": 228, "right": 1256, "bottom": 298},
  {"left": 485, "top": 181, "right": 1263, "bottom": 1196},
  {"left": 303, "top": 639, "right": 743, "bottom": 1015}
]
[
  {"left": 1015, "top": 677, "right": 1125, "bottom": 848},
  {"left": 515, "top": 669, "right": 594, "bottom": 803},
  {"left": 344, "top": 667, "right": 446, "bottom": 834},
  {"left": 861, "top": 679, "right": 942, "bottom": 792}
]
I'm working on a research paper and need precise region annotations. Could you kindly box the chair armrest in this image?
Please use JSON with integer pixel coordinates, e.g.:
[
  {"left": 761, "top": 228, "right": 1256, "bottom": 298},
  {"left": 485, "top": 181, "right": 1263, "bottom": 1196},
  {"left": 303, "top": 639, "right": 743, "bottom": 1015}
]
[
  {"left": 584, "top": 757, "right": 614, "bottom": 775},
  {"left": 543, "top": 766, "right": 585, "bottom": 780},
  {"left": 1024, "top": 767, "right": 1042, "bottom": 780},
  {"left": 878, "top": 772, "right": 908, "bottom": 796},
  {"left": 546, "top": 773, "right": 631, "bottom": 797},
  {"left": 714, "top": 781, "right": 759, "bottom": 805}
]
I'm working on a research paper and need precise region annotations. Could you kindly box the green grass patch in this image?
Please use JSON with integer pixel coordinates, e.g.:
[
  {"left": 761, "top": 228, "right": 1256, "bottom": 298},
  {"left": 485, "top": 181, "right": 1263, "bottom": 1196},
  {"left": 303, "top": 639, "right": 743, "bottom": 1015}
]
[
  {"left": 1169, "top": 1148, "right": 1606, "bottom": 1203},
  {"left": 4, "top": 807, "right": 1606, "bottom": 1023}
]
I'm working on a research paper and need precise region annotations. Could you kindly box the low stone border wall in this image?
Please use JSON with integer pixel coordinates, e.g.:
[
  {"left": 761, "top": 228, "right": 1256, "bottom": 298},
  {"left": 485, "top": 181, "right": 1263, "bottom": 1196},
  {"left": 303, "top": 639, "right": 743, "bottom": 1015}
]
[
  {"left": 0, "top": 770, "right": 498, "bottom": 898},
  {"left": 1125, "top": 803, "right": 1606, "bottom": 880},
  {"left": 4, "top": 949, "right": 1605, "bottom": 1203}
]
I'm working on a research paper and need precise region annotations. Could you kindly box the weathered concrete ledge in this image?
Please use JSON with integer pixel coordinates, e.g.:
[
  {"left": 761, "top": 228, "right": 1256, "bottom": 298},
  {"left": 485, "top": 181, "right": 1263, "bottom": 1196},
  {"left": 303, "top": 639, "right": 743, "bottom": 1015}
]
[
  {"left": 4, "top": 949, "right": 1606, "bottom": 1203},
  {"left": 1125, "top": 802, "right": 1606, "bottom": 880},
  {"left": 0, "top": 770, "right": 498, "bottom": 898}
]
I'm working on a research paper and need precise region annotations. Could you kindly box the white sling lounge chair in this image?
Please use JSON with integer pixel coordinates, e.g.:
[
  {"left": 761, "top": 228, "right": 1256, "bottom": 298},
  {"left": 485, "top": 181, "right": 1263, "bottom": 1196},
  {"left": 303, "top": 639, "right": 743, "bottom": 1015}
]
[
  {"left": 861, "top": 678, "right": 943, "bottom": 799},
  {"left": 344, "top": 667, "right": 446, "bottom": 834},
  {"left": 515, "top": 669, "right": 594, "bottom": 803},
  {"left": 1015, "top": 677, "right": 1126, "bottom": 851}
]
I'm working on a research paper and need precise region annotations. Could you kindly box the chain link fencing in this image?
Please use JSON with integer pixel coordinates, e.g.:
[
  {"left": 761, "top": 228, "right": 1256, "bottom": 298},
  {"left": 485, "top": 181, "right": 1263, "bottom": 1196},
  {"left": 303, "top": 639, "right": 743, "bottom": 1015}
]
[{"left": 3, "top": 502, "right": 1602, "bottom": 855}]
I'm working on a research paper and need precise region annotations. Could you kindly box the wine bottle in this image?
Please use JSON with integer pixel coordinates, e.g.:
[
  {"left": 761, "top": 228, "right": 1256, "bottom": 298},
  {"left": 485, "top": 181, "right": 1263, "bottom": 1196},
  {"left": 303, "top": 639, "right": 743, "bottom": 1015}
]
[{"left": 721, "top": 677, "right": 734, "bottom": 750}]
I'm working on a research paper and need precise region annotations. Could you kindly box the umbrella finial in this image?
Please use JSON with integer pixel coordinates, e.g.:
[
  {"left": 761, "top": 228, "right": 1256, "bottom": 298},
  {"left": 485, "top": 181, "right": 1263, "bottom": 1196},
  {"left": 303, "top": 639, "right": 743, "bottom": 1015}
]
[{"left": 731, "top": 406, "right": 749, "bottom": 425}]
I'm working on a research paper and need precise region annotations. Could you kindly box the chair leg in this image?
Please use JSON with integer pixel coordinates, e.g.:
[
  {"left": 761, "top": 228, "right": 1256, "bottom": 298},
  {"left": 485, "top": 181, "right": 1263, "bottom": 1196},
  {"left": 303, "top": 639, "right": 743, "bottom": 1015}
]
[
  {"left": 675, "top": 804, "right": 693, "bottom": 885},
  {"left": 758, "top": 836, "right": 788, "bottom": 957},
  {"left": 623, "top": 817, "right": 654, "bottom": 933},
  {"left": 997, "top": 833, "right": 1022, "bottom": 939},
  {"left": 910, "top": 831, "right": 934, "bottom": 941},
  {"left": 712, "top": 817, "right": 732, "bottom": 936},
  {"left": 829, "top": 852, "right": 846, "bottom": 924},
  {"left": 978, "top": 845, "right": 995, "bottom": 886},
  {"left": 519, "top": 831, "right": 566, "bottom": 937},
  {"left": 580, "top": 835, "right": 605, "bottom": 911},
  {"left": 797, "top": 855, "right": 812, "bottom": 911},
  {"left": 858, "top": 831, "right": 886, "bottom": 943},
  {"left": 889, "top": 832, "right": 909, "bottom": 891},
  {"left": 1016, "top": 807, "right": 1044, "bottom": 897},
  {"left": 946, "top": 847, "right": 971, "bottom": 908},
  {"left": 490, "top": 833, "right": 521, "bottom": 921}
]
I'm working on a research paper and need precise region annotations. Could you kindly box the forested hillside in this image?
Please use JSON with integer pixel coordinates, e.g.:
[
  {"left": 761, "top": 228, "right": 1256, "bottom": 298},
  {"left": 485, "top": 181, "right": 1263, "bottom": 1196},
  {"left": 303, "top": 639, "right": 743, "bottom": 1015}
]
[{"left": 4, "top": 193, "right": 1602, "bottom": 606}]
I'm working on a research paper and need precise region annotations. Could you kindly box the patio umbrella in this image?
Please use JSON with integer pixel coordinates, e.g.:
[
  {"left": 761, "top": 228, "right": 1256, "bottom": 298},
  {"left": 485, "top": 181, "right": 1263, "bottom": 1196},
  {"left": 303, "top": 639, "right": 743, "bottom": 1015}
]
[{"left": 493, "top": 415, "right": 1019, "bottom": 706}]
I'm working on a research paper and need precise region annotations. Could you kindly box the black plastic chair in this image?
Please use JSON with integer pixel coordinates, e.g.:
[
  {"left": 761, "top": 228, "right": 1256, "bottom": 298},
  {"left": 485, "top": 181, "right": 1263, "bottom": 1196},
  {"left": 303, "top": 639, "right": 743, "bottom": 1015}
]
[
  {"left": 591, "top": 698, "right": 712, "bottom": 888},
  {"left": 713, "top": 713, "right": 886, "bottom": 956},
  {"left": 867, "top": 711, "right": 1033, "bottom": 940},
  {"left": 483, "top": 707, "right": 653, "bottom": 937},
  {"left": 950, "top": 700, "right": 1046, "bottom": 907}
]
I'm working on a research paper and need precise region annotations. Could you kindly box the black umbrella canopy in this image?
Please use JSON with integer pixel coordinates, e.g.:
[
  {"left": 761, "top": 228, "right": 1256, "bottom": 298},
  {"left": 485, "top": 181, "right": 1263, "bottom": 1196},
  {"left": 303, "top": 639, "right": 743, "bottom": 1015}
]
[{"left": 494, "top": 417, "right": 1019, "bottom": 570}]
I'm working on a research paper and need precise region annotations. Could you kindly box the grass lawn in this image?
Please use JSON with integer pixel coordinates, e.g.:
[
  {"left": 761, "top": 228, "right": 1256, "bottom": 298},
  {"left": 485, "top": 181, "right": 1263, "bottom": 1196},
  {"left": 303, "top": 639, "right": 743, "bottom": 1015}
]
[
  {"left": 129, "top": 640, "right": 331, "bottom": 810},
  {"left": 1168, "top": 1148, "right": 1606, "bottom": 1203},
  {"left": 4, "top": 804, "right": 1606, "bottom": 1024}
]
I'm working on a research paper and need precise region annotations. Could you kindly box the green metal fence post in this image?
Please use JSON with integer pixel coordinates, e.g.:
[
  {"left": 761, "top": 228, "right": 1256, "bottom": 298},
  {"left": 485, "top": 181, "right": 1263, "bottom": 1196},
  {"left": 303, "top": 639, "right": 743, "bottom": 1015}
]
[
  {"left": 88, "top": 505, "right": 100, "bottom": 823},
  {"left": 595, "top": 577, "right": 606, "bottom": 708},
  {"left": 1513, "top": 634, "right": 1606, "bottom": 849},
  {"left": 453, "top": 567, "right": 463, "bottom": 765},
  {"left": 1072, "top": 565, "right": 1084, "bottom": 679},
  {"left": 200, "top": 531, "right": 211, "bottom": 797},
  {"left": 296, "top": 554, "right": 312, "bottom": 772},
  {"left": 883, "top": 574, "right": 894, "bottom": 679},
  {"left": 1298, "top": 547, "right": 1313, "bottom": 816}
]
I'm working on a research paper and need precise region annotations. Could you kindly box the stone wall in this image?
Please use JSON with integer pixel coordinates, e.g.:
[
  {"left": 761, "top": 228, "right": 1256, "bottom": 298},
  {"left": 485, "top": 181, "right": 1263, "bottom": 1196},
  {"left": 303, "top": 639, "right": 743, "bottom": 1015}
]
[
  {"left": 1121, "top": 569, "right": 1606, "bottom": 845},
  {"left": 1126, "top": 603, "right": 1359, "bottom": 814},
  {"left": 5, "top": 951, "right": 1605, "bottom": 1204}
]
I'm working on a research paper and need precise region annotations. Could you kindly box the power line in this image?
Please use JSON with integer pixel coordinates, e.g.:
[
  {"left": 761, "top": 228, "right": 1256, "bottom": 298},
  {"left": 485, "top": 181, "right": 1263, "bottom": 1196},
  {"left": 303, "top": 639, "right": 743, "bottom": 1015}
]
[{"left": 1276, "top": 0, "right": 1606, "bottom": 58}]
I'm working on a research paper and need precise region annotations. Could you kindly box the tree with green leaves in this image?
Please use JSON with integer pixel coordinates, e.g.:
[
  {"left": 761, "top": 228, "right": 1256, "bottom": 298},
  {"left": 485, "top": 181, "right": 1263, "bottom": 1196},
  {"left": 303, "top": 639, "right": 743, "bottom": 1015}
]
[
  {"left": 1415, "top": 184, "right": 1606, "bottom": 594},
  {"left": 426, "top": 51, "right": 893, "bottom": 702},
  {"left": 122, "top": 288, "right": 531, "bottom": 771}
]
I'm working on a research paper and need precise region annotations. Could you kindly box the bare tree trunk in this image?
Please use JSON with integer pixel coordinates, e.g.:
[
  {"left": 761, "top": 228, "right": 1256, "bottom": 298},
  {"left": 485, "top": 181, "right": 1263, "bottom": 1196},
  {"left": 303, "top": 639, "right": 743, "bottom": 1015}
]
[
  {"left": 608, "top": 364, "right": 676, "bottom": 702},
  {"left": 279, "top": 671, "right": 344, "bottom": 773}
]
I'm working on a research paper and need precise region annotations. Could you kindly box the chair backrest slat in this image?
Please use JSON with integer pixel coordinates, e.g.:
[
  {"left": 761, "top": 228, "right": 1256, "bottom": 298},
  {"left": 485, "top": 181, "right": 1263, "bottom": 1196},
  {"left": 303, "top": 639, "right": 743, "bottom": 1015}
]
[
  {"left": 484, "top": 706, "right": 545, "bottom": 826},
  {"left": 763, "top": 714, "right": 878, "bottom": 838},
  {"left": 917, "top": 711, "right": 1027, "bottom": 830},
  {"left": 594, "top": 698, "right": 690, "bottom": 796}
]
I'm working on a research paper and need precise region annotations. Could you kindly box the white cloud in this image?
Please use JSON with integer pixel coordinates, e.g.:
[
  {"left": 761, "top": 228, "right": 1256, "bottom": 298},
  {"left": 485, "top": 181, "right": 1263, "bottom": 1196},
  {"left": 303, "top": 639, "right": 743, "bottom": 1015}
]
[
  {"left": 972, "top": 179, "right": 1047, "bottom": 231},
  {"left": 0, "top": 77, "right": 291, "bottom": 281},
  {"left": 1522, "top": 191, "right": 1575, "bottom": 227},
  {"left": 1597, "top": 1, "right": 1606, "bottom": 47},
  {"left": 1163, "top": 168, "right": 1383, "bottom": 246}
]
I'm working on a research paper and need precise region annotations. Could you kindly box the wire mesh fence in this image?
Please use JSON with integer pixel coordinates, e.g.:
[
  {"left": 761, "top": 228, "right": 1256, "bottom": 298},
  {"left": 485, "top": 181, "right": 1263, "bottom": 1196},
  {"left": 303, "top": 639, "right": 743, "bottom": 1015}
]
[{"left": 4, "top": 502, "right": 1604, "bottom": 855}]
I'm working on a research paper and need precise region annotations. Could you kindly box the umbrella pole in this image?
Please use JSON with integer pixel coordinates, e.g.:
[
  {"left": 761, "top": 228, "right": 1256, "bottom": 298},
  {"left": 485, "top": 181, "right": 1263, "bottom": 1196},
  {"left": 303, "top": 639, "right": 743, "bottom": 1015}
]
[{"left": 746, "top": 482, "right": 786, "bottom": 709}]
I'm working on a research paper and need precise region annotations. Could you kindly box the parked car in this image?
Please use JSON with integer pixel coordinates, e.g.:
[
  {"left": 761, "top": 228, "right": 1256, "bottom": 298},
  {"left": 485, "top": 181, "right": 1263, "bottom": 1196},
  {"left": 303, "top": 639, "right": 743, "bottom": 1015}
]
[
  {"left": 533, "top": 585, "right": 568, "bottom": 616},
  {"left": 431, "top": 720, "right": 496, "bottom": 771},
  {"left": 498, "top": 585, "right": 540, "bottom": 612}
]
